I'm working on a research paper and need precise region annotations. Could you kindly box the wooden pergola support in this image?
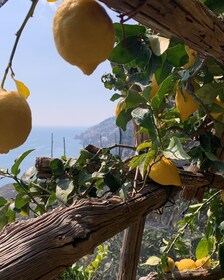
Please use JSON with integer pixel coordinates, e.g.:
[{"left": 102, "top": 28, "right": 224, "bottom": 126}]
[{"left": 99, "top": 0, "right": 224, "bottom": 64}]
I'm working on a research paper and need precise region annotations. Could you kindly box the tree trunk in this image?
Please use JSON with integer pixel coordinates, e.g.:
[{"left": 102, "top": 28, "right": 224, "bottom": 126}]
[
  {"left": 0, "top": 171, "right": 223, "bottom": 280},
  {"left": 99, "top": 0, "right": 224, "bottom": 65},
  {"left": 117, "top": 217, "right": 146, "bottom": 280}
]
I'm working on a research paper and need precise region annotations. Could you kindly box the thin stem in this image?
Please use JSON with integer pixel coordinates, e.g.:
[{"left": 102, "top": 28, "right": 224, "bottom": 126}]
[
  {"left": 165, "top": 190, "right": 221, "bottom": 254},
  {"left": 1, "top": 0, "right": 39, "bottom": 89}
]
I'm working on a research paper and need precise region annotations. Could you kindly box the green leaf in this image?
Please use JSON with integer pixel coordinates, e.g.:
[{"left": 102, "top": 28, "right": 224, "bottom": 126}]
[
  {"left": 15, "top": 193, "right": 30, "bottom": 209},
  {"left": 139, "top": 149, "right": 155, "bottom": 178},
  {"left": 163, "top": 137, "right": 191, "bottom": 160},
  {"left": 125, "top": 89, "right": 146, "bottom": 109},
  {"left": 109, "top": 36, "right": 142, "bottom": 64},
  {"left": 113, "top": 23, "right": 146, "bottom": 41},
  {"left": 50, "top": 158, "right": 65, "bottom": 177},
  {"left": 116, "top": 108, "right": 133, "bottom": 131},
  {"left": 219, "top": 242, "right": 224, "bottom": 270},
  {"left": 131, "top": 108, "right": 160, "bottom": 146},
  {"left": 137, "top": 142, "right": 152, "bottom": 151},
  {"left": 0, "top": 212, "right": 8, "bottom": 230},
  {"left": 196, "top": 238, "right": 209, "bottom": 259},
  {"left": 0, "top": 196, "right": 7, "bottom": 207},
  {"left": 110, "top": 93, "right": 122, "bottom": 102},
  {"left": 196, "top": 83, "right": 222, "bottom": 104},
  {"left": 56, "top": 180, "right": 74, "bottom": 204},
  {"left": 151, "top": 75, "right": 173, "bottom": 110},
  {"left": 11, "top": 149, "right": 35, "bottom": 176},
  {"left": 119, "top": 182, "right": 131, "bottom": 201},
  {"left": 129, "top": 154, "right": 147, "bottom": 171},
  {"left": 202, "top": 0, "right": 224, "bottom": 14},
  {"left": 104, "top": 173, "right": 121, "bottom": 193},
  {"left": 166, "top": 43, "right": 188, "bottom": 67},
  {"left": 155, "top": 54, "right": 173, "bottom": 84}
]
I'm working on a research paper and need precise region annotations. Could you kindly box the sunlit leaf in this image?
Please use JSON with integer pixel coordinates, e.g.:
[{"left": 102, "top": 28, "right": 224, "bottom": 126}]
[
  {"left": 131, "top": 108, "right": 160, "bottom": 146},
  {"left": 13, "top": 79, "right": 30, "bottom": 99},
  {"left": 163, "top": 137, "right": 191, "bottom": 160},
  {"left": 56, "top": 180, "right": 74, "bottom": 204},
  {"left": 137, "top": 142, "right": 152, "bottom": 151},
  {"left": 11, "top": 149, "right": 35, "bottom": 176},
  {"left": 149, "top": 35, "right": 170, "bottom": 56},
  {"left": 144, "top": 256, "right": 161, "bottom": 266},
  {"left": 196, "top": 238, "right": 209, "bottom": 259}
]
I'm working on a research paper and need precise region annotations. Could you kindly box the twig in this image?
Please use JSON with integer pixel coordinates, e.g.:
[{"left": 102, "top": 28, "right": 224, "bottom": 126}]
[
  {"left": 1, "top": 0, "right": 39, "bottom": 89},
  {"left": 165, "top": 190, "right": 221, "bottom": 255},
  {"left": 108, "top": 143, "right": 136, "bottom": 151}
]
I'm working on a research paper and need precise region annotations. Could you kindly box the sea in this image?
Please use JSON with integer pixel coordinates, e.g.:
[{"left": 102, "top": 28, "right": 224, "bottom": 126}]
[{"left": 0, "top": 126, "right": 88, "bottom": 187}]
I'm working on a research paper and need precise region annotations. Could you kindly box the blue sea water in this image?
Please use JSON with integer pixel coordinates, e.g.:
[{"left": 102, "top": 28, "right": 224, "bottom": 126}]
[{"left": 0, "top": 126, "right": 87, "bottom": 187}]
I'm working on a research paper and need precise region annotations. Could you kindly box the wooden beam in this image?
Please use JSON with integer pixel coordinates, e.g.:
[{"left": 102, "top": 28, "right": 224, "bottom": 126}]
[{"left": 99, "top": 0, "right": 224, "bottom": 64}]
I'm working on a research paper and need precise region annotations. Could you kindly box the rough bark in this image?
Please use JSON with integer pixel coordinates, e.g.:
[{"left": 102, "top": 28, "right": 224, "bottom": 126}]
[
  {"left": 117, "top": 217, "right": 146, "bottom": 280},
  {"left": 99, "top": 0, "right": 224, "bottom": 65},
  {"left": 0, "top": 184, "right": 176, "bottom": 280},
  {"left": 0, "top": 170, "right": 223, "bottom": 280},
  {"left": 139, "top": 267, "right": 224, "bottom": 280}
]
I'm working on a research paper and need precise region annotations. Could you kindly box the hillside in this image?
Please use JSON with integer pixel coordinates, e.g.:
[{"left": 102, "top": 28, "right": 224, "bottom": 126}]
[{"left": 75, "top": 116, "right": 135, "bottom": 157}]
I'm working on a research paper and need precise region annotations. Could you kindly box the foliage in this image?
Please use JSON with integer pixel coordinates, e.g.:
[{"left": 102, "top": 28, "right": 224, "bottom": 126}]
[
  {"left": 0, "top": 1, "right": 224, "bottom": 279},
  {"left": 59, "top": 244, "right": 109, "bottom": 280}
]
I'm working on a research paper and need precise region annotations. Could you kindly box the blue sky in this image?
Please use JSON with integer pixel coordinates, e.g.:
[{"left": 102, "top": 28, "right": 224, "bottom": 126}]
[{"left": 0, "top": 0, "right": 120, "bottom": 127}]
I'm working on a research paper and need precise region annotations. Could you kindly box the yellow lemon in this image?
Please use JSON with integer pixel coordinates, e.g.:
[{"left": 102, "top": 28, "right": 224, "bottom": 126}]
[
  {"left": 115, "top": 99, "right": 126, "bottom": 117},
  {"left": 0, "top": 89, "right": 32, "bottom": 153},
  {"left": 175, "top": 85, "right": 199, "bottom": 121},
  {"left": 175, "top": 259, "right": 197, "bottom": 271},
  {"left": 150, "top": 74, "right": 160, "bottom": 99},
  {"left": 183, "top": 46, "right": 197, "bottom": 69},
  {"left": 53, "top": 0, "right": 115, "bottom": 75},
  {"left": 162, "top": 257, "right": 175, "bottom": 273},
  {"left": 149, "top": 156, "right": 181, "bottom": 186},
  {"left": 195, "top": 257, "right": 211, "bottom": 269}
]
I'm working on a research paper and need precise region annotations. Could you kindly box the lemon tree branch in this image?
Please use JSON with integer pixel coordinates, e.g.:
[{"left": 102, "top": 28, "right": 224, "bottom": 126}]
[{"left": 1, "top": 0, "right": 39, "bottom": 89}]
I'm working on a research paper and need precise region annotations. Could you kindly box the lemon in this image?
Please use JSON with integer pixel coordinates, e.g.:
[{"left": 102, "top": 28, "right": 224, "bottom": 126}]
[
  {"left": 115, "top": 99, "right": 126, "bottom": 117},
  {"left": 162, "top": 257, "right": 175, "bottom": 273},
  {"left": 0, "top": 89, "right": 32, "bottom": 153},
  {"left": 175, "top": 259, "right": 197, "bottom": 271},
  {"left": 149, "top": 156, "right": 181, "bottom": 186},
  {"left": 53, "top": 0, "right": 115, "bottom": 75},
  {"left": 195, "top": 257, "right": 211, "bottom": 269},
  {"left": 175, "top": 85, "right": 199, "bottom": 121},
  {"left": 149, "top": 74, "right": 160, "bottom": 99},
  {"left": 183, "top": 46, "right": 197, "bottom": 69}
]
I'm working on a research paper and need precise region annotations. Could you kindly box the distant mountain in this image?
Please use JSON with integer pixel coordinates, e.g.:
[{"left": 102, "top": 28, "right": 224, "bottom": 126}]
[
  {"left": 0, "top": 184, "right": 16, "bottom": 198},
  {"left": 75, "top": 116, "right": 135, "bottom": 157}
]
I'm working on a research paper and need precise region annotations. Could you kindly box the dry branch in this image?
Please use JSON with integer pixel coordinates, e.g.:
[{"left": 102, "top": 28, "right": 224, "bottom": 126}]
[
  {"left": 139, "top": 267, "right": 224, "bottom": 280},
  {"left": 99, "top": 0, "right": 224, "bottom": 65},
  {"left": 0, "top": 167, "right": 223, "bottom": 279},
  {"left": 0, "top": 184, "right": 177, "bottom": 280}
]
